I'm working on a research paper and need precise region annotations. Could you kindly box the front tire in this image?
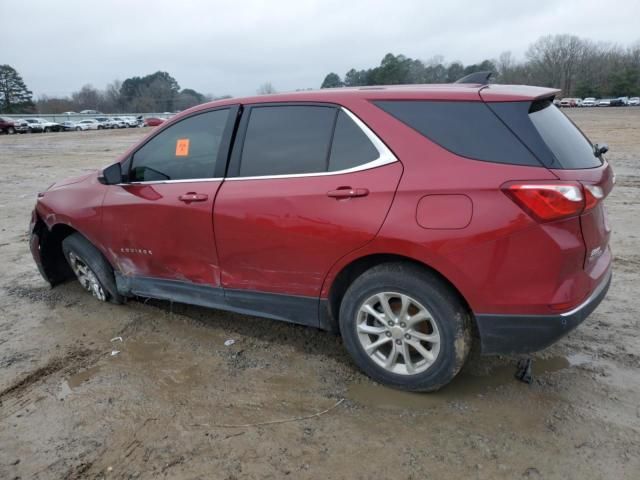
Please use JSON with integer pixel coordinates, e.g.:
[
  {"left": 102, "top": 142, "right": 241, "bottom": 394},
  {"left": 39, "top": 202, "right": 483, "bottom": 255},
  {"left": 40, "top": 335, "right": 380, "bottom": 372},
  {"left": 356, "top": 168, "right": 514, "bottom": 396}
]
[
  {"left": 339, "top": 262, "right": 471, "bottom": 392},
  {"left": 62, "top": 233, "right": 123, "bottom": 304}
]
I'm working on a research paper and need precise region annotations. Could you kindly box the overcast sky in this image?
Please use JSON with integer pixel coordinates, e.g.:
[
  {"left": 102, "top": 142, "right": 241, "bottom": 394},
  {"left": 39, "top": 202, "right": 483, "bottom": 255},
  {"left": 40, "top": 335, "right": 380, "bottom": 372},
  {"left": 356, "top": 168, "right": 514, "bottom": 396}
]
[{"left": 2, "top": 0, "right": 639, "bottom": 98}]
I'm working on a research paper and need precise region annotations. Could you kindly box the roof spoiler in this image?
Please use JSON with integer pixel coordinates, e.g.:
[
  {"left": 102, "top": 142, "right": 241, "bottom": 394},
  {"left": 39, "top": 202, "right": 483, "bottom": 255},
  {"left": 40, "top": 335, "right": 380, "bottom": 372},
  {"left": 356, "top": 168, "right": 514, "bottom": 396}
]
[{"left": 454, "top": 71, "right": 493, "bottom": 85}]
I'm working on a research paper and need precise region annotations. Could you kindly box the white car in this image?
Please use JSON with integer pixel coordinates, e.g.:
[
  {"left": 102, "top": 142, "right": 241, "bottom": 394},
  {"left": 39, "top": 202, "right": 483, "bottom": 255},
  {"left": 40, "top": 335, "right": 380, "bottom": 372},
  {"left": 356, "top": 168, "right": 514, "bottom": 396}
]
[
  {"left": 597, "top": 99, "right": 611, "bottom": 107},
  {"left": 79, "top": 109, "right": 102, "bottom": 115},
  {"left": 630, "top": 97, "right": 640, "bottom": 106},
  {"left": 110, "top": 117, "right": 128, "bottom": 128},
  {"left": 581, "top": 97, "right": 597, "bottom": 107},
  {"left": 76, "top": 119, "right": 101, "bottom": 130},
  {"left": 118, "top": 116, "right": 137, "bottom": 127},
  {"left": 28, "top": 118, "right": 61, "bottom": 132}
]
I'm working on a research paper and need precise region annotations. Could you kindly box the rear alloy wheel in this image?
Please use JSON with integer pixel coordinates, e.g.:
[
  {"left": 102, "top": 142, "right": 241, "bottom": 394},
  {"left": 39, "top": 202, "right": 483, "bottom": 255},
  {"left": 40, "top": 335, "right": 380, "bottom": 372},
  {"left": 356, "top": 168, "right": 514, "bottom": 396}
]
[
  {"left": 356, "top": 292, "right": 440, "bottom": 375},
  {"left": 7, "top": 127, "right": 15, "bottom": 134},
  {"left": 75, "top": 127, "right": 81, "bottom": 131},
  {"left": 339, "top": 262, "right": 471, "bottom": 391}
]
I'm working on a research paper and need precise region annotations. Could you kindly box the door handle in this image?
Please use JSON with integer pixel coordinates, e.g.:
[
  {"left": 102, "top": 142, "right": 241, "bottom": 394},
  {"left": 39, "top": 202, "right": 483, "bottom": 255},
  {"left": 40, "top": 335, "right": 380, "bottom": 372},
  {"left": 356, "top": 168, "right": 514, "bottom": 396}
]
[
  {"left": 179, "top": 192, "right": 208, "bottom": 203},
  {"left": 327, "top": 187, "right": 369, "bottom": 199}
]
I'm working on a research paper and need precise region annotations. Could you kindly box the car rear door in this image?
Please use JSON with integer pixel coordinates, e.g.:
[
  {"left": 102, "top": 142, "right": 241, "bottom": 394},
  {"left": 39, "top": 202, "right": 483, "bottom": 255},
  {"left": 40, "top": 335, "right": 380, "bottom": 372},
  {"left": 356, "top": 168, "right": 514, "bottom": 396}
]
[
  {"left": 102, "top": 106, "right": 238, "bottom": 287},
  {"left": 214, "top": 103, "right": 402, "bottom": 317}
]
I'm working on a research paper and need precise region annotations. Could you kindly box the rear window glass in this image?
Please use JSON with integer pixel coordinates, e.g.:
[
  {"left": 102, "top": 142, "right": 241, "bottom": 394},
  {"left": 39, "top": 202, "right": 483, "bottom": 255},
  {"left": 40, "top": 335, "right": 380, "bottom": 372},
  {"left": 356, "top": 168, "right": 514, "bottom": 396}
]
[
  {"left": 240, "top": 106, "right": 335, "bottom": 177},
  {"left": 528, "top": 101, "right": 601, "bottom": 169},
  {"left": 328, "top": 111, "right": 379, "bottom": 171},
  {"left": 374, "top": 100, "right": 541, "bottom": 166}
]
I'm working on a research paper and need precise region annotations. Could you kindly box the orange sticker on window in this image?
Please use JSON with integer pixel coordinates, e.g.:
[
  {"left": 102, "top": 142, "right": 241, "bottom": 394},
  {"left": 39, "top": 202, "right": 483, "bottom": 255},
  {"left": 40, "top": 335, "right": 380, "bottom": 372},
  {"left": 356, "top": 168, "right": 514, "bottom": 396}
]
[{"left": 175, "top": 138, "right": 190, "bottom": 157}]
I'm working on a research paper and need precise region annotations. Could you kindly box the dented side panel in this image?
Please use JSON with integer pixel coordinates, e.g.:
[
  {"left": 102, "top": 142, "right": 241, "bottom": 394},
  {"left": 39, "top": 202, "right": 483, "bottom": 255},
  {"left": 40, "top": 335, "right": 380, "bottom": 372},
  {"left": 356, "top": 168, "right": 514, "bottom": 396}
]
[{"left": 101, "top": 181, "right": 223, "bottom": 286}]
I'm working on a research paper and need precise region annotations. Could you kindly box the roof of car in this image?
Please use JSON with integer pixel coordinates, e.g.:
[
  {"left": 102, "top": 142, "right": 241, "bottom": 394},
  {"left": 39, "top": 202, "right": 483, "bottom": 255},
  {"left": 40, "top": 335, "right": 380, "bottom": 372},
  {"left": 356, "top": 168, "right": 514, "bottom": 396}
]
[{"left": 186, "top": 83, "right": 560, "bottom": 116}]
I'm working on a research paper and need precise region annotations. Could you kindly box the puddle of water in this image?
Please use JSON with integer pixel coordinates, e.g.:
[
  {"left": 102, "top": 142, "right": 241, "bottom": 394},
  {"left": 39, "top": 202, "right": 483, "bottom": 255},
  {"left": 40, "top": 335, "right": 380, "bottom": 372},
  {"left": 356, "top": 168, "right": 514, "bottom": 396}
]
[
  {"left": 67, "top": 365, "right": 101, "bottom": 389},
  {"left": 348, "top": 356, "right": 574, "bottom": 410}
]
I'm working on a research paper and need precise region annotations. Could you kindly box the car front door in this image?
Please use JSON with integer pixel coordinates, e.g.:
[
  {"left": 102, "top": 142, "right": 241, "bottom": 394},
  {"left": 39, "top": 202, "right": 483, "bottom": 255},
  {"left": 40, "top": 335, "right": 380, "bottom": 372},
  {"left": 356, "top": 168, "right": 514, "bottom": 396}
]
[
  {"left": 214, "top": 103, "right": 402, "bottom": 324},
  {"left": 102, "top": 106, "right": 237, "bottom": 290}
]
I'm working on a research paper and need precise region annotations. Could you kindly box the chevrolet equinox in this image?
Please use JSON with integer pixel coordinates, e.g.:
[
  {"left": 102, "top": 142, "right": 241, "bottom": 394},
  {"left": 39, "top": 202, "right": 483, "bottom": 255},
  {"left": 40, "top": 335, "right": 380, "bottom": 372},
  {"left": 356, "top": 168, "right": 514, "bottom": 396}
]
[{"left": 29, "top": 77, "right": 613, "bottom": 391}]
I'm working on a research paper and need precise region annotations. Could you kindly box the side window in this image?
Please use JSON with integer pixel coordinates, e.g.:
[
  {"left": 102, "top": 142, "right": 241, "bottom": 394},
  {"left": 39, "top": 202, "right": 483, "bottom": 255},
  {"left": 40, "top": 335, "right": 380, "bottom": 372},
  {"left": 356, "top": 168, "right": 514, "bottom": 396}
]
[
  {"left": 130, "top": 109, "right": 229, "bottom": 182},
  {"left": 328, "top": 111, "right": 379, "bottom": 171},
  {"left": 374, "top": 100, "right": 542, "bottom": 166},
  {"left": 239, "top": 106, "right": 335, "bottom": 177}
]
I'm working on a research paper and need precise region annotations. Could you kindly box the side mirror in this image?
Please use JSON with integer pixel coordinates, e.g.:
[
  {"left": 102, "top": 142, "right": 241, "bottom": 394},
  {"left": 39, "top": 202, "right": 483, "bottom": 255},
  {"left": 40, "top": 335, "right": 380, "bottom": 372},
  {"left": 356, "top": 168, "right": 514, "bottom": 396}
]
[
  {"left": 594, "top": 143, "right": 609, "bottom": 157},
  {"left": 100, "top": 162, "right": 123, "bottom": 185}
]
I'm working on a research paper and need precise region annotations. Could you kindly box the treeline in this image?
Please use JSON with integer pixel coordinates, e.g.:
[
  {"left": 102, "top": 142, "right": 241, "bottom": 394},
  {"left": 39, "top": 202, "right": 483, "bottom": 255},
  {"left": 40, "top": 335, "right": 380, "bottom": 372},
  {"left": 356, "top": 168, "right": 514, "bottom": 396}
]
[
  {"left": 0, "top": 66, "right": 230, "bottom": 114},
  {"left": 35, "top": 71, "right": 231, "bottom": 114},
  {"left": 321, "top": 34, "right": 640, "bottom": 98}
]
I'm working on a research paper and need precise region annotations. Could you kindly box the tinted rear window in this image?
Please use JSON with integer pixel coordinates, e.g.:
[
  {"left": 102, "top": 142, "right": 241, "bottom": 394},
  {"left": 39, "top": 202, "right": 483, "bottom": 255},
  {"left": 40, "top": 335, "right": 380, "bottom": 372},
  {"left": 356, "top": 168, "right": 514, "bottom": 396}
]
[
  {"left": 328, "top": 111, "right": 379, "bottom": 171},
  {"left": 374, "top": 100, "right": 542, "bottom": 166},
  {"left": 528, "top": 100, "right": 601, "bottom": 169},
  {"left": 240, "top": 106, "right": 335, "bottom": 176}
]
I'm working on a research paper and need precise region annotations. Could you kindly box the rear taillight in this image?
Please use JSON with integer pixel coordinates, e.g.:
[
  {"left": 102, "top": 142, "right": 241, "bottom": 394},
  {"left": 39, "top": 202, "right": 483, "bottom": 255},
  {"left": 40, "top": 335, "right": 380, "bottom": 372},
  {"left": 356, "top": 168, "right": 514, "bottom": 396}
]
[
  {"left": 503, "top": 181, "right": 596, "bottom": 222},
  {"left": 583, "top": 183, "right": 604, "bottom": 211}
]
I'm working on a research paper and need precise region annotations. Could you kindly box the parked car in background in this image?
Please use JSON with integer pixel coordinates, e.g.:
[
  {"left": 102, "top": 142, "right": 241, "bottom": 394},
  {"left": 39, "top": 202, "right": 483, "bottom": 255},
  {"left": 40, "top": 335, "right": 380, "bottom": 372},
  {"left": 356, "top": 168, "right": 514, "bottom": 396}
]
[
  {"left": 80, "top": 110, "right": 102, "bottom": 115},
  {"left": 12, "top": 119, "right": 30, "bottom": 133},
  {"left": 61, "top": 111, "right": 77, "bottom": 115},
  {"left": 60, "top": 121, "right": 82, "bottom": 131},
  {"left": 581, "top": 97, "right": 597, "bottom": 107},
  {"left": 609, "top": 98, "right": 626, "bottom": 107},
  {"left": 23, "top": 119, "right": 46, "bottom": 133},
  {"left": 630, "top": 97, "right": 640, "bottom": 106},
  {"left": 598, "top": 99, "right": 611, "bottom": 107},
  {"left": 76, "top": 119, "right": 101, "bottom": 130},
  {"left": 94, "top": 117, "right": 116, "bottom": 129},
  {"left": 29, "top": 82, "right": 613, "bottom": 391},
  {"left": 121, "top": 116, "right": 139, "bottom": 128},
  {"left": 559, "top": 98, "right": 580, "bottom": 107},
  {"left": 110, "top": 117, "right": 128, "bottom": 128},
  {"left": 144, "top": 117, "right": 165, "bottom": 127},
  {"left": 0, "top": 117, "right": 18, "bottom": 134}
]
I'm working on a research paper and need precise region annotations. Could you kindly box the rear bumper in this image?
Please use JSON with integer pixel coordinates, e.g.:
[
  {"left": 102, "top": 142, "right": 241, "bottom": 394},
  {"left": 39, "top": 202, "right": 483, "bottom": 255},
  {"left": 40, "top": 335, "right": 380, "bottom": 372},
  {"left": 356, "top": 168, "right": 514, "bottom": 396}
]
[{"left": 475, "top": 268, "right": 612, "bottom": 355}]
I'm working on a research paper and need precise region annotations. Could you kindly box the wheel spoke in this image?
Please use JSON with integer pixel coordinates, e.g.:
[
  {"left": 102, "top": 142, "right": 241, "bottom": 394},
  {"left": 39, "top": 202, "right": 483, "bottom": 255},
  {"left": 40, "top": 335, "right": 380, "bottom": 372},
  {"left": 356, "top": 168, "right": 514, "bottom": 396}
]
[
  {"left": 357, "top": 323, "right": 386, "bottom": 335},
  {"left": 407, "top": 339, "right": 435, "bottom": 364},
  {"left": 365, "top": 336, "right": 391, "bottom": 355},
  {"left": 409, "top": 330, "right": 440, "bottom": 344},
  {"left": 362, "top": 304, "right": 386, "bottom": 323},
  {"left": 406, "top": 310, "right": 431, "bottom": 328},
  {"left": 377, "top": 293, "right": 396, "bottom": 321},
  {"left": 401, "top": 342, "right": 415, "bottom": 374},
  {"left": 384, "top": 343, "right": 398, "bottom": 369},
  {"left": 399, "top": 294, "right": 411, "bottom": 320}
]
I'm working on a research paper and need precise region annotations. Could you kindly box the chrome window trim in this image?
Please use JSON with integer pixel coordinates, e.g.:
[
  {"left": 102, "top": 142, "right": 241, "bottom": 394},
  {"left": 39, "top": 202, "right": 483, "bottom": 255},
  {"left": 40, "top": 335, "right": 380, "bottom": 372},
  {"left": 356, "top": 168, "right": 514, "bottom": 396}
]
[
  {"left": 227, "top": 106, "right": 398, "bottom": 181},
  {"left": 117, "top": 177, "right": 223, "bottom": 186},
  {"left": 115, "top": 106, "right": 397, "bottom": 186}
]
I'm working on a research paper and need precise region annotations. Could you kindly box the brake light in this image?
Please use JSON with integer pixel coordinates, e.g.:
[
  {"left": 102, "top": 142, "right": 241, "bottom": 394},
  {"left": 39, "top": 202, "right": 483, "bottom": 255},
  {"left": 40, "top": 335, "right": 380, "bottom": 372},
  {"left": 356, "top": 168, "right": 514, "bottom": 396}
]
[{"left": 503, "top": 182, "right": 584, "bottom": 222}]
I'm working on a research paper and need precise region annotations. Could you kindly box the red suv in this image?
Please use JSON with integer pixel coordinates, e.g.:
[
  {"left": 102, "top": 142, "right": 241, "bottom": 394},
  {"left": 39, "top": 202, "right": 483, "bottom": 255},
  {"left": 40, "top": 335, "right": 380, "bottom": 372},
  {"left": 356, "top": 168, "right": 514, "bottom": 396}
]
[{"left": 29, "top": 81, "right": 613, "bottom": 391}]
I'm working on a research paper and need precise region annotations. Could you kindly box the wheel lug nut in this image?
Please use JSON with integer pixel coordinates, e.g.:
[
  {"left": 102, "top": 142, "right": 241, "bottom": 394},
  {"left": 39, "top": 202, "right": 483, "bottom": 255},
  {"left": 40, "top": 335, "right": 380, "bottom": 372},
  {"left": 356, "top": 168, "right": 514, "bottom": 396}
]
[
  {"left": 386, "top": 331, "right": 392, "bottom": 337},
  {"left": 400, "top": 322, "right": 406, "bottom": 328},
  {"left": 404, "top": 333, "right": 411, "bottom": 340},
  {"left": 395, "top": 339, "right": 402, "bottom": 345},
  {"left": 388, "top": 321, "right": 394, "bottom": 327}
]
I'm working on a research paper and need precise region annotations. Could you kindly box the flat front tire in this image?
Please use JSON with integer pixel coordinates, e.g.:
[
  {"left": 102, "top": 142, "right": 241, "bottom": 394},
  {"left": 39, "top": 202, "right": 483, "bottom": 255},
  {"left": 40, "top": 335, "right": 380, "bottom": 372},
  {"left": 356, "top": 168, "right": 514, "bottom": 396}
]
[
  {"left": 61, "top": 233, "right": 123, "bottom": 304},
  {"left": 339, "top": 262, "right": 471, "bottom": 392}
]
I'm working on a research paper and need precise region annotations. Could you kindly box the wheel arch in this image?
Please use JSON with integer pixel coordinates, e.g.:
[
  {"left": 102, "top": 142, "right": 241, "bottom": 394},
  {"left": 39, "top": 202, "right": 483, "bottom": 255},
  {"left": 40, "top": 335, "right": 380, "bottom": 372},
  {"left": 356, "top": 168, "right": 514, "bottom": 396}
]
[{"left": 323, "top": 253, "right": 473, "bottom": 334}]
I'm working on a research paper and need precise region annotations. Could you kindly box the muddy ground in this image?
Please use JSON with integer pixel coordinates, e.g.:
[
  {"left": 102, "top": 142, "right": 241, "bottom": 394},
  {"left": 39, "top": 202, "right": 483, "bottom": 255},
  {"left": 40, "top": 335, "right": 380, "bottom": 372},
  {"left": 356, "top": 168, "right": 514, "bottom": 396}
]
[{"left": 0, "top": 109, "right": 638, "bottom": 479}]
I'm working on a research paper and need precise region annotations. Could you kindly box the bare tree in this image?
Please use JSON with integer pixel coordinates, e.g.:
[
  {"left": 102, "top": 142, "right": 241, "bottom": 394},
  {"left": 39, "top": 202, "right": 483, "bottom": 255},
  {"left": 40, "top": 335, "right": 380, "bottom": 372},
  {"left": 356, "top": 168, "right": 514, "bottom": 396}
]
[{"left": 257, "top": 82, "right": 276, "bottom": 95}]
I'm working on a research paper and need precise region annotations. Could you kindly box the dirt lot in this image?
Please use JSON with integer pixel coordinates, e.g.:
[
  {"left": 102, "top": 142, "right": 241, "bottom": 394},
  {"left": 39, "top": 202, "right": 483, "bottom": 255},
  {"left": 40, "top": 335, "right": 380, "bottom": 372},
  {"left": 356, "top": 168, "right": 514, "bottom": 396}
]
[{"left": 0, "top": 109, "right": 639, "bottom": 479}]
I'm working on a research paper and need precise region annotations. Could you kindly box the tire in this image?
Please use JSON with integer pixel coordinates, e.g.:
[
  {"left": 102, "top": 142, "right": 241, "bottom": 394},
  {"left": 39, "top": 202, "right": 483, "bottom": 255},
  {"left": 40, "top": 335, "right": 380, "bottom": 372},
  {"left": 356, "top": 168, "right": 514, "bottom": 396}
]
[
  {"left": 76, "top": 127, "right": 81, "bottom": 131},
  {"left": 44, "top": 127, "right": 50, "bottom": 133},
  {"left": 339, "top": 262, "right": 471, "bottom": 392},
  {"left": 61, "top": 233, "right": 123, "bottom": 304},
  {"left": 8, "top": 127, "right": 16, "bottom": 134}
]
